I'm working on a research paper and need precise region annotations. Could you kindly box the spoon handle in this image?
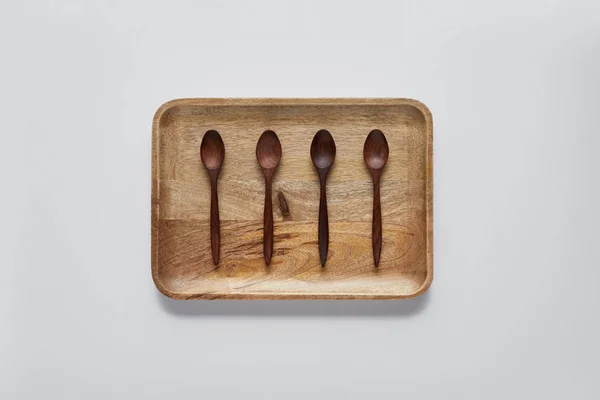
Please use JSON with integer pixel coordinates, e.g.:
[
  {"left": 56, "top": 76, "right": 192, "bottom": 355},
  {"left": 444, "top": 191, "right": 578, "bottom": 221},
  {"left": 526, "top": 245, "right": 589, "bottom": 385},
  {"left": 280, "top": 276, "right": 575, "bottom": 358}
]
[
  {"left": 372, "top": 175, "right": 382, "bottom": 267},
  {"left": 263, "top": 173, "right": 274, "bottom": 265},
  {"left": 318, "top": 181, "right": 329, "bottom": 267},
  {"left": 209, "top": 172, "right": 220, "bottom": 264}
]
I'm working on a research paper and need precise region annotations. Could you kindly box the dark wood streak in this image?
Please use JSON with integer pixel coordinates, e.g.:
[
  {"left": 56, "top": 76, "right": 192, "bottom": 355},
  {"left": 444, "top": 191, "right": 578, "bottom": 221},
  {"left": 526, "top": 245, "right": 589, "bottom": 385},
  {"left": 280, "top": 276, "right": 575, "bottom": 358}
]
[{"left": 277, "top": 191, "right": 290, "bottom": 219}]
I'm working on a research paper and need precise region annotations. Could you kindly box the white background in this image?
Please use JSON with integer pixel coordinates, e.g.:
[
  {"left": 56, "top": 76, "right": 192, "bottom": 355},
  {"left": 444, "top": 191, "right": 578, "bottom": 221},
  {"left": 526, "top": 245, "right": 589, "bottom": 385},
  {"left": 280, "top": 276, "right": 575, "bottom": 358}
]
[{"left": 1, "top": 0, "right": 599, "bottom": 399}]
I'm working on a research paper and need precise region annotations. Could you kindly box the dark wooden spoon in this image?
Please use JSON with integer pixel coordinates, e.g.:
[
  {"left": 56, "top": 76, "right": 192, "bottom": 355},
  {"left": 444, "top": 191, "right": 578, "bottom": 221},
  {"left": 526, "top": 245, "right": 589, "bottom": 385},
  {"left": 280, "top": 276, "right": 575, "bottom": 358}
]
[
  {"left": 256, "top": 130, "right": 282, "bottom": 266},
  {"left": 363, "top": 129, "right": 389, "bottom": 267},
  {"left": 200, "top": 129, "right": 225, "bottom": 265},
  {"left": 310, "top": 129, "right": 336, "bottom": 267}
]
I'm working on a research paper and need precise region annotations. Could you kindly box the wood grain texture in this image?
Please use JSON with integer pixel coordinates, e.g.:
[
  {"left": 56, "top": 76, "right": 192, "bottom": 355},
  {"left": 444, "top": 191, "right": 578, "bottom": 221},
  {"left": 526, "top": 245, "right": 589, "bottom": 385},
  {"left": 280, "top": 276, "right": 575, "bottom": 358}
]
[{"left": 152, "top": 98, "right": 433, "bottom": 299}]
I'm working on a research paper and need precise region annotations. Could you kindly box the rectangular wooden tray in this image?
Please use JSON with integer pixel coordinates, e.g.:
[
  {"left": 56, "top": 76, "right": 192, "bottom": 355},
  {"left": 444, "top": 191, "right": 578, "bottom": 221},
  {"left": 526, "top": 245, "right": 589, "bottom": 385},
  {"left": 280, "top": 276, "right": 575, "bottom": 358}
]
[{"left": 152, "top": 98, "right": 433, "bottom": 299}]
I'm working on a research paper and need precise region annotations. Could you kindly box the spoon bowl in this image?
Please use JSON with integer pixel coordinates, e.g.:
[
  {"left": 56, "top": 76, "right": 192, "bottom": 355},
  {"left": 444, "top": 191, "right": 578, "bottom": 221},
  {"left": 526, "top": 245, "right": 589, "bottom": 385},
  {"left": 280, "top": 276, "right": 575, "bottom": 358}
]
[
  {"left": 256, "top": 130, "right": 282, "bottom": 169},
  {"left": 201, "top": 129, "right": 225, "bottom": 170},
  {"left": 310, "top": 129, "right": 336, "bottom": 169},
  {"left": 363, "top": 129, "right": 389, "bottom": 170}
]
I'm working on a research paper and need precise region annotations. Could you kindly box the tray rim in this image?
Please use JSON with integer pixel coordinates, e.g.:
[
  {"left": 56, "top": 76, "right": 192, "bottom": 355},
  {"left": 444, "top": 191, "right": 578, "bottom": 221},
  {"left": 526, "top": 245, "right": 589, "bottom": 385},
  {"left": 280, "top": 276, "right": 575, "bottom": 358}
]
[{"left": 152, "top": 98, "right": 433, "bottom": 300}]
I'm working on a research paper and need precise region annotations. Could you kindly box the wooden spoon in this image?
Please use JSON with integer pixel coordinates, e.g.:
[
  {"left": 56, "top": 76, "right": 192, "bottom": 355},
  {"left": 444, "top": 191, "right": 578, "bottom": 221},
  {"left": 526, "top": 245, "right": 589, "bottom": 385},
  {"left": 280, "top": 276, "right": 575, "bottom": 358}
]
[
  {"left": 363, "top": 129, "right": 389, "bottom": 267},
  {"left": 200, "top": 129, "right": 225, "bottom": 265},
  {"left": 256, "top": 130, "right": 282, "bottom": 266},
  {"left": 310, "top": 129, "right": 336, "bottom": 267}
]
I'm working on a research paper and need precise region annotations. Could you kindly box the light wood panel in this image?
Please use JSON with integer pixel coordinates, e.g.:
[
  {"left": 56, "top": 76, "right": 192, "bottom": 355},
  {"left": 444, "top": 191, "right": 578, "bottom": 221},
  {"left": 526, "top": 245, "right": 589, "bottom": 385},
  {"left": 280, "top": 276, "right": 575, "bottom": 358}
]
[{"left": 152, "top": 98, "right": 433, "bottom": 299}]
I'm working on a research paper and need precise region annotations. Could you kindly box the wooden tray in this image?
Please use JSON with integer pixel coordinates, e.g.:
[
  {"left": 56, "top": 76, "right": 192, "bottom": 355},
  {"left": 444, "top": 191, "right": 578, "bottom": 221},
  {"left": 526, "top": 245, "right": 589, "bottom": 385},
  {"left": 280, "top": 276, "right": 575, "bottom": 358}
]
[{"left": 152, "top": 98, "right": 433, "bottom": 299}]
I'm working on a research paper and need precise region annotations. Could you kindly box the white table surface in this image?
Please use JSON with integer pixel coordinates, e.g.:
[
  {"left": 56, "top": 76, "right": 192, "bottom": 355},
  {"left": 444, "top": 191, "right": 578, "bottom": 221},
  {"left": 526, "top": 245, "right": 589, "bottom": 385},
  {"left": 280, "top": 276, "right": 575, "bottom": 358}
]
[{"left": 1, "top": 1, "right": 599, "bottom": 398}]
